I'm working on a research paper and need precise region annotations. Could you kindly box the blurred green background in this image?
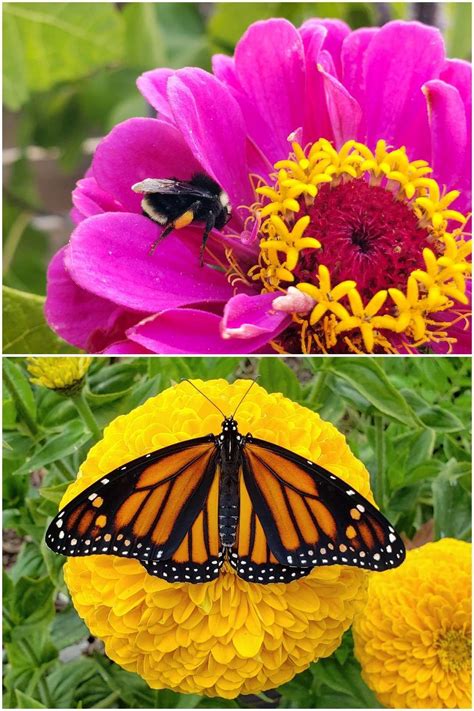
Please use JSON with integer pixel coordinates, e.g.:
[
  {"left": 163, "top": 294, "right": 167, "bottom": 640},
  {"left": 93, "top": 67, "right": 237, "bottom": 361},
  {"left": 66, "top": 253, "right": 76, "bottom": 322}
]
[
  {"left": 2, "top": 2, "right": 472, "bottom": 354},
  {"left": 3, "top": 355, "right": 471, "bottom": 708}
]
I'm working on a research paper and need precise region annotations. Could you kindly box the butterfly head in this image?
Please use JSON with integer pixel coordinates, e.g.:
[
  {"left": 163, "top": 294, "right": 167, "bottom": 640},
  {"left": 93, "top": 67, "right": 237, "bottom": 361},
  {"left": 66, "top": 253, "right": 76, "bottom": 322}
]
[{"left": 222, "top": 417, "right": 238, "bottom": 432}]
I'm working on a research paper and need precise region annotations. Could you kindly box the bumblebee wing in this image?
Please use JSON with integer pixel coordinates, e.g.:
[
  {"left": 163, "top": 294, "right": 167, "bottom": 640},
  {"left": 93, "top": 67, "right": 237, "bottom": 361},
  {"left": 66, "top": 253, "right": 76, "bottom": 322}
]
[
  {"left": 132, "top": 178, "right": 210, "bottom": 197},
  {"left": 45, "top": 436, "right": 222, "bottom": 581}
]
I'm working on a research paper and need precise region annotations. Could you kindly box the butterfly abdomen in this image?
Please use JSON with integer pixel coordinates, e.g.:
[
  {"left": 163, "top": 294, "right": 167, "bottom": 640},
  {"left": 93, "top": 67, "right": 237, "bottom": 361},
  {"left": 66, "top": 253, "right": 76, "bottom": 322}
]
[
  {"left": 217, "top": 418, "right": 242, "bottom": 547},
  {"left": 218, "top": 465, "right": 240, "bottom": 546}
]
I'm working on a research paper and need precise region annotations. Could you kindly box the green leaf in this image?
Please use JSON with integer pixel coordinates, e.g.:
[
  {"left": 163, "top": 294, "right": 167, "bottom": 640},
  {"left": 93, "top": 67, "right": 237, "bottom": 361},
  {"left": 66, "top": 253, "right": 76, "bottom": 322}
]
[
  {"left": 3, "top": 10, "right": 29, "bottom": 110},
  {"left": 47, "top": 658, "right": 98, "bottom": 708},
  {"left": 10, "top": 541, "right": 45, "bottom": 584},
  {"left": 3, "top": 199, "right": 49, "bottom": 296},
  {"left": 432, "top": 464, "right": 472, "bottom": 540},
  {"left": 154, "top": 2, "right": 210, "bottom": 69},
  {"left": 3, "top": 358, "right": 37, "bottom": 425},
  {"left": 401, "top": 389, "right": 465, "bottom": 433},
  {"left": 51, "top": 608, "right": 88, "bottom": 651},
  {"left": 3, "top": 2, "right": 124, "bottom": 110},
  {"left": 257, "top": 359, "right": 302, "bottom": 400},
  {"left": 405, "top": 428, "right": 436, "bottom": 470},
  {"left": 39, "top": 481, "right": 69, "bottom": 505},
  {"left": 3, "top": 286, "right": 79, "bottom": 354},
  {"left": 13, "top": 575, "right": 55, "bottom": 629},
  {"left": 328, "top": 358, "right": 421, "bottom": 427},
  {"left": 15, "top": 690, "right": 46, "bottom": 708},
  {"left": 13, "top": 420, "right": 91, "bottom": 476},
  {"left": 3, "top": 394, "right": 18, "bottom": 429},
  {"left": 122, "top": 3, "right": 167, "bottom": 69},
  {"left": 445, "top": 1, "right": 472, "bottom": 60}
]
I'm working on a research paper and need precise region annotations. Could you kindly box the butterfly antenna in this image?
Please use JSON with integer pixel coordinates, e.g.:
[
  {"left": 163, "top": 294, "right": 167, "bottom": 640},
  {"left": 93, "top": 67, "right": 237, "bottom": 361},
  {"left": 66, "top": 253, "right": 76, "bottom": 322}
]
[
  {"left": 232, "top": 379, "right": 258, "bottom": 419},
  {"left": 181, "top": 379, "right": 226, "bottom": 418}
]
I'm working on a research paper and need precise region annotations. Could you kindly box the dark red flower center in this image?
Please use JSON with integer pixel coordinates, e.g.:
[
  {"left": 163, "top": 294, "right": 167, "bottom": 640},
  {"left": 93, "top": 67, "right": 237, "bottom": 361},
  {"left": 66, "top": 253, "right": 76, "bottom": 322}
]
[{"left": 293, "top": 181, "right": 430, "bottom": 299}]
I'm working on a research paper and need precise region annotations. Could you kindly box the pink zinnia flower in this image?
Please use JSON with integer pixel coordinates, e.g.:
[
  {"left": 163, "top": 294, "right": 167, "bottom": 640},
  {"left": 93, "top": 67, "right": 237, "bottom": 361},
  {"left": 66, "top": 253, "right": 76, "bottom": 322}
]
[{"left": 46, "top": 19, "right": 471, "bottom": 354}]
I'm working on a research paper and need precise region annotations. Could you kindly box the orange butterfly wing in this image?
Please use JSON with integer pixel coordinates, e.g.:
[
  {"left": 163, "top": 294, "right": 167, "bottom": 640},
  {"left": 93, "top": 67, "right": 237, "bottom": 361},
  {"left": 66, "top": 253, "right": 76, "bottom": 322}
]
[
  {"left": 228, "top": 437, "right": 405, "bottom": 583},
  {"left": 46, "top": 436, "right": 223, "bottom": 582}
]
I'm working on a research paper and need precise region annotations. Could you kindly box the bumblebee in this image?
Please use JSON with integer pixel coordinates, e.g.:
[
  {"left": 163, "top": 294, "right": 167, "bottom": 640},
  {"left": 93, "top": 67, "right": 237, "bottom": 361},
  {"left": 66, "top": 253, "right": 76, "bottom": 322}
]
[{"left": 132, "top": 172, "right": 232, "bottom": 265}]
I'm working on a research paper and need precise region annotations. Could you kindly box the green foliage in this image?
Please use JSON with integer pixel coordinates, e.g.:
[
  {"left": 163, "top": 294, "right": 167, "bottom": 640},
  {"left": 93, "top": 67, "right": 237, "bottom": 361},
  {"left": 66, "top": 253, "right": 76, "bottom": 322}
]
[
  {"left": 3, "top": 286, "right": 80, "bottom": 354},
  {"left": 3, "top": 3, "right": 124, "bottom": 110},
  {"left": 2, "top": 356, "right": 471, "bottom": 708}
]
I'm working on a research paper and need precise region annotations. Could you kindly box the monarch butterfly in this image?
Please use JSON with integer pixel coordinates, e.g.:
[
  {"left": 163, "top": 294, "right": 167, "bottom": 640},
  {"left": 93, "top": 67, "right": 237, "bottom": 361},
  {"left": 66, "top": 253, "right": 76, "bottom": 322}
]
[{"left": 46, "top": 381, "right": 405, "bottom": 584}]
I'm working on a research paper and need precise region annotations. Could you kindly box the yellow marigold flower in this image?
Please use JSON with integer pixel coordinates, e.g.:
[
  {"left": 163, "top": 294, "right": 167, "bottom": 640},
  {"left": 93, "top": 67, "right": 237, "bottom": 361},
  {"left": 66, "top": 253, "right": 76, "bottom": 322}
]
[
  {"left": 353, "top": 538, "right": 471, "bottom": 709},
  {"left": 62, "top": 379, "right": 372, "bottom": 699},
  {"left": 27, "top": 356, "right": 92, "bottom": 395}
]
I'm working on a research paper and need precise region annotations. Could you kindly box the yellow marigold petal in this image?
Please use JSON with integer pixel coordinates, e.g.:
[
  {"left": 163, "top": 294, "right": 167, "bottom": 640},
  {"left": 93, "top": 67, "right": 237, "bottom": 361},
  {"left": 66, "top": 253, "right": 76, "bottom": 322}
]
[{"left": 233, "top": 628, "right": 264, "bottom": 658}]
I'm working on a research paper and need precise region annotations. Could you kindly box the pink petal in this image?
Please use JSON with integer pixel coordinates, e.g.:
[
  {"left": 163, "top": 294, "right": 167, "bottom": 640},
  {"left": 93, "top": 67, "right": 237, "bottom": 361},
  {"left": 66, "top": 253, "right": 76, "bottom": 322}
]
[
  {"left": 136, "top": 68, "right": 175, "bottom": 119},
  {"left": 362, "top": 21, "right": 445, "bottom": 158},
  {"left": 167, "top": 68, "right": 253, "bottom": 208},
  {"left": 319, "top": 64, "right": 362, "bottom": 146},
  {"left": 341, "top": 27, "right": 378, "bottom": 138},
  {"left": 65, "top": 213, "right": 233, "bottom": 312},
  {"left": 102, "top": 339, "right": 152, "bottom": 354},
  {"left": 72, "top": 177, "right": 126, "bottom": 223},
  {"left": 92, "top": 118, "right": 202, "bottom": 212},
  {"left": 423, "top": 80, "right": 469, "bottom": 202},
  {"left": 212, "top": 54, "right": 240, "bottom": 92},
  {"left": 300, "top": 23, "right": 333, "bottom": 143},
  {"left": 221, "top": 292, "right": 290, "bottom": 340},
  {"left": 45, "top": 247, "right": 143, "bottom": 351},
  {"left": 272, "top": 286, "right": 315, "bottom": 313},
  {"left": 301, "top": 19, "right": 351, "bottom": 78},
  {"left": 440, "top": 59, "right": 472, "bottom": 125},
  {"left": 127, "top": 309, "right": 273, "bottom": 354},
  {"left": 234, "top": 19, "right": 306, "bottom": 163}
]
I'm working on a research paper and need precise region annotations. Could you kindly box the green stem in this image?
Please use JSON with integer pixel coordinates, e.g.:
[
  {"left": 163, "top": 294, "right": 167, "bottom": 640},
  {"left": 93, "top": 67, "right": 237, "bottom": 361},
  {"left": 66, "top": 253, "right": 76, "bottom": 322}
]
[
  {"left": 93, "top": 691, "right": 120, "bottom": 708},
  {"left": 374, "top": 414, "right": 386, "bottom": 506},
  {"left": 71, "top": 391, "right": 101, "bottom": 442},
  {"left": 3, "top": 211, "right": 31, "bottom": 275}
]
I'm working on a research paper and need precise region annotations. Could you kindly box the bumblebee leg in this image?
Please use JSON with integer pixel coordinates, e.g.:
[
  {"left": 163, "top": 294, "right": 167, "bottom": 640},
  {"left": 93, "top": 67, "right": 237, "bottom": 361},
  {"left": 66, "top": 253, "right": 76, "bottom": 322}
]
[
  {"left": 200, "top": 212, "right": 216, "bottom": 266},
  {"left": 148, "top": 224, "right": 174, "bottom": 255}
]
